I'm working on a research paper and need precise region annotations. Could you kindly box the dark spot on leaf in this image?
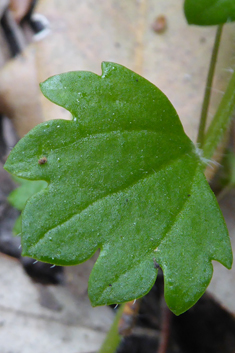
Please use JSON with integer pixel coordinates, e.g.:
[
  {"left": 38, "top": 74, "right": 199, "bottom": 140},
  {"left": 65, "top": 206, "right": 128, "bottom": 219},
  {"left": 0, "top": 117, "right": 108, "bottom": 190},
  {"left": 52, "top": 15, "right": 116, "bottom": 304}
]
[
  {"left": 136, "top": 79, "right": 138, "bottom": 82},
  {"left": 38, "top": 157, "right": 47, "bottom": 165},
  {"left": 109, "top": 284, "right": 112, "bottom": 287},
  {"left": 126, "top": 199, "right": 128, "bottom": 202},
  {"left": 188, "top": 194, "right": 191, "bottom": 197},
  {"left": 153, "top": 259, "right": 160, "bottom": 269}
]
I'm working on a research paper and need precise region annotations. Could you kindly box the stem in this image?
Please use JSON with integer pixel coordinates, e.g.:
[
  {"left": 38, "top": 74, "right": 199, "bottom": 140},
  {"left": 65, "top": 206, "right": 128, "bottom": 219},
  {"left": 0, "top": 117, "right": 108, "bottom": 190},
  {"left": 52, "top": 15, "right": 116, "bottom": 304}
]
[
  {"left": 197, "top": 25, "right": 223, "bottom": 146},
  {"left": 98, "top": 304, "right": 125, "bottom": 353},
  {"left": 157, "top": 300, "right": 172, "bottom": 353},
  {"left": 202, "top": 69, "right": 235, "bottom": 161}
]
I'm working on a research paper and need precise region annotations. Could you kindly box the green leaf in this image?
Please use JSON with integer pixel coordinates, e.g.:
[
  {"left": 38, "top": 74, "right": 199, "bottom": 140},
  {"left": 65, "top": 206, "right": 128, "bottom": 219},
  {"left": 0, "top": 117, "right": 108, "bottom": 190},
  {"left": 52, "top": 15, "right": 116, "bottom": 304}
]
[
  {"left": 8, "top": 177, "right": 47, "bottom": 235},
  {"left": 184, "top": 0, "right": 235, "bottom": 25},
  {"left": 4, "top": 62, "right": 232, "bottom": 315}
]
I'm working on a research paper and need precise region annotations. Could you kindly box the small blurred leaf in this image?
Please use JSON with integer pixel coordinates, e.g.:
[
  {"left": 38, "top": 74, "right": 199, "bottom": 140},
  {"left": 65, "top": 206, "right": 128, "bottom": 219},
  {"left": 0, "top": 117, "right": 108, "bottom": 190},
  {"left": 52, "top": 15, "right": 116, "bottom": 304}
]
[
  {"left": 184, "top": 0, "right": 235, "bottom": 25},
  {"left": 12, "top": 214, "right": 22, "bottom": 236},
  {"left": 4, "top": 62, "right": 232, "bottom": 315},
  {"left": 8, "top": 177, "right": 47, "bottom": 235}
]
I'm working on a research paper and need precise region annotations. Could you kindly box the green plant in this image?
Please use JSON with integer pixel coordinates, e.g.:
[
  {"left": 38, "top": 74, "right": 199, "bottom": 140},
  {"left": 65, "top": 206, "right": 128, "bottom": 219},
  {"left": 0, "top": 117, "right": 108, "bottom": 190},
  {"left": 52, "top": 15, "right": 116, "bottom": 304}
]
[{"left": 4, "top": 0, "right": 235, "bottom": 322}]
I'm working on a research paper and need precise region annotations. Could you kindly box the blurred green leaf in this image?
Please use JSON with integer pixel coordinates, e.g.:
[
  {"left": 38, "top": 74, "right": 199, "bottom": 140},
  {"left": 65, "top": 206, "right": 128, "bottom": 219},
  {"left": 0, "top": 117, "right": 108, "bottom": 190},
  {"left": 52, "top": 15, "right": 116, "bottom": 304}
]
[
  {"left": 184, "top": 0, "right": 235, "bottom": 25},
  {"left": 8, "top": 177, "right": 47, "bottom": 235}
]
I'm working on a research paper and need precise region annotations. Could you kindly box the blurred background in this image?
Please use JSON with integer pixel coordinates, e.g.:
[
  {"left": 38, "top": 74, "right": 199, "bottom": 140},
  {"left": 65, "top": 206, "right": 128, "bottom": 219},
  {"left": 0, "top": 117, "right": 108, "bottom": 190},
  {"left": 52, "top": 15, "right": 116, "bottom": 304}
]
[{"left": 0, "top": 1, "right": 235, "bottom": 352}]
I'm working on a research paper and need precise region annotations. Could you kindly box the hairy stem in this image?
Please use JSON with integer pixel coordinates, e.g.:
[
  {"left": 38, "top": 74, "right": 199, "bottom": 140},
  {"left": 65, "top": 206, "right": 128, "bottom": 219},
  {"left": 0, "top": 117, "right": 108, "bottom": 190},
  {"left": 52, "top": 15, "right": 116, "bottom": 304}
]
[{"left": 197, "top": 25, "right": 223, "bottom": 146}]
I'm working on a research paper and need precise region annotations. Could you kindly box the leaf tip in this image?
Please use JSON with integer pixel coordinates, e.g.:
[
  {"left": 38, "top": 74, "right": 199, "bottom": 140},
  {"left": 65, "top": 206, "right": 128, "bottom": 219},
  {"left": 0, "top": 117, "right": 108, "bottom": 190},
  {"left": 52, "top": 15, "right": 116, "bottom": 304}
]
[
  {"left": 3, "top": 157, "right": 14, "bottom": 176},
  {"left": 39, "top": 80, "right": 46, "bottom": 96},
  {"left": 101, "top": 61, "right": 120, "bottom": 79},
  {"left": 221, "top": 250, "right": 233, "bottom": 270}
]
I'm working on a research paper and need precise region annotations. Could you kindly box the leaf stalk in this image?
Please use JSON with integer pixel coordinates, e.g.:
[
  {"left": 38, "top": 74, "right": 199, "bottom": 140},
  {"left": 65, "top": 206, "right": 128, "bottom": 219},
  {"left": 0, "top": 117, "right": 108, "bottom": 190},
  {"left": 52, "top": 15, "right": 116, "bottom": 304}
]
[
  {"left": 202, "top": 69, "right": 235, "bottom": 161},
  {"left": 197, "top": 25, "right": 223, "bottom": 146}
]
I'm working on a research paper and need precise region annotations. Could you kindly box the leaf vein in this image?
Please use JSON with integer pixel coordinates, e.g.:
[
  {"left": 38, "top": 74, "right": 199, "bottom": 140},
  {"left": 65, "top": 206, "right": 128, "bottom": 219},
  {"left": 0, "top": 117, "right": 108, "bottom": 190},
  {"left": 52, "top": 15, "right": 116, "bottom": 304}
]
[
  {"left": 28, "top": 153, "right": 192, "bottom": 251},
  {"left": 51, "top": 128, "right": 188, "bottom": 153}
]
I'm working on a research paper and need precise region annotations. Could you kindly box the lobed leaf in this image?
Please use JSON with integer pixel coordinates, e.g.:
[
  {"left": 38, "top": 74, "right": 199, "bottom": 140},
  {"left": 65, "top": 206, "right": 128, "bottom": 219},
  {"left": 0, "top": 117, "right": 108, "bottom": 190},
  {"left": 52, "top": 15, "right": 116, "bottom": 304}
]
[
  {"left": 184, "top": 0, "right": 235, "bottom": 25},
  {"left": 4, "top": 62, "right": 232, "bottom": 315}
]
